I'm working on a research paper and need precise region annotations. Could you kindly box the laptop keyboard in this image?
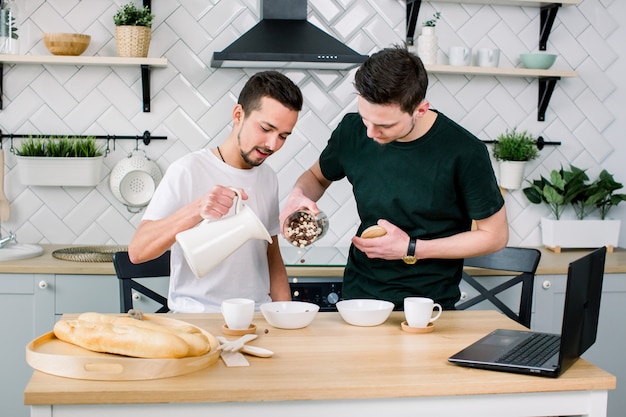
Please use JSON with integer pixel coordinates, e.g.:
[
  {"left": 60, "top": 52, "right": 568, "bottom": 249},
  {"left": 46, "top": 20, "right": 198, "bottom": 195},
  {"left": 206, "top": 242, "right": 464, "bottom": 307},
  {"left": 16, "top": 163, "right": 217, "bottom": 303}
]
[{"left": 495, "top": 333, "right": 560, "bottom": 367}]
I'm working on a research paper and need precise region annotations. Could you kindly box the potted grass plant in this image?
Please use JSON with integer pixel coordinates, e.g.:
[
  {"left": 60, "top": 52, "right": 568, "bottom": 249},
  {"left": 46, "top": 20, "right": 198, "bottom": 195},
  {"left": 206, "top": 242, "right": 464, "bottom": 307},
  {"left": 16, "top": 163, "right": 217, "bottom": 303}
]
[
  {"left": 113, "top": 1, "right": 154, "bottom": 57},
  {"left": 15, "top": 136, "right": 105, "bottom": 186},
  {"left": 492, "top": 128, "right": 539, "bottom": 190},
  {"left": 523, "top": 164, "right": 624, "bottom": 252}
]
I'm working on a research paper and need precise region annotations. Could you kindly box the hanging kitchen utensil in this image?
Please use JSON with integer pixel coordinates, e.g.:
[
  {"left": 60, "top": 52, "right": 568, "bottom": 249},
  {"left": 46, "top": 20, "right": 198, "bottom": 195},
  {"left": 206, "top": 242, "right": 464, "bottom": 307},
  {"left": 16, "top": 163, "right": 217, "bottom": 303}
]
[
  {"left": 110, "top": 149, "right": 162, "bottom": 213},
  {"left": 0, "top": 147, "right": 10, "bottom": 221}
]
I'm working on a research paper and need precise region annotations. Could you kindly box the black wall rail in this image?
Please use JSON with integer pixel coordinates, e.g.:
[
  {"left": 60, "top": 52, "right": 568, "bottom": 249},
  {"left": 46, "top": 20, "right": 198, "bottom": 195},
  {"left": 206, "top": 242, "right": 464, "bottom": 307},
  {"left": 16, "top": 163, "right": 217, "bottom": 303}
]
[
  {"left": 0, "top": 130, "right": 167, "bottom": 154},
  {"left": 482, "top": 136, "right": 561, "bottom": 150}
]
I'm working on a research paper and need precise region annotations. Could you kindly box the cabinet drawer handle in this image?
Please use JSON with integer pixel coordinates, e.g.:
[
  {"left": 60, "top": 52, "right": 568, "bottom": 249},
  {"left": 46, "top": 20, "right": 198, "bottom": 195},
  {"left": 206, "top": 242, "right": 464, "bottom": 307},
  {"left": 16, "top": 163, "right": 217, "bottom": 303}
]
[
  {"left": 542, "top": 280, "right": 551, "bottom": 290},
  {"left": 132, "top": 292, "right": 141, "bottom": 301},
  {"left": 38, "top": 280, "right": 48, "bottom": 289}
]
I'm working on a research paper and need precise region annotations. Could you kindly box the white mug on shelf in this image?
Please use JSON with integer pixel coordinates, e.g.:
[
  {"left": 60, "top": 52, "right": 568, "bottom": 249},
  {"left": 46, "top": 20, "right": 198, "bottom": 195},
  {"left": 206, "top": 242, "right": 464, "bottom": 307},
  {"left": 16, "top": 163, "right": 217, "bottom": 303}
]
[
  {"left": 477, "top": 48, "right": 500, "bottom": 67},
  {"left": 449, "top": 46, "right": 471, "bottom": 66}
]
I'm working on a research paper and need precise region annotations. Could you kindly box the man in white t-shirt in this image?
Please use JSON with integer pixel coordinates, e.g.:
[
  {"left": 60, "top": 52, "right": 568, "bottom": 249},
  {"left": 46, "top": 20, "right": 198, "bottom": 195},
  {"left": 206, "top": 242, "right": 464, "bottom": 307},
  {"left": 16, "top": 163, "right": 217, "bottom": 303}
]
[{"left": 128, "top": 71, "right": 303, "bottom": 313}]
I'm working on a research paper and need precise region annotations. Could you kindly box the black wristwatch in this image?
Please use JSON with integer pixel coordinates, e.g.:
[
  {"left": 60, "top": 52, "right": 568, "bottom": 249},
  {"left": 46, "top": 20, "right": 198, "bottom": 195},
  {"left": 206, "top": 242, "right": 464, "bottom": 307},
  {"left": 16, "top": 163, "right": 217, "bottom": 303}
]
[{"left": 402, "top": 237, "right": 418, "bottom": 264}]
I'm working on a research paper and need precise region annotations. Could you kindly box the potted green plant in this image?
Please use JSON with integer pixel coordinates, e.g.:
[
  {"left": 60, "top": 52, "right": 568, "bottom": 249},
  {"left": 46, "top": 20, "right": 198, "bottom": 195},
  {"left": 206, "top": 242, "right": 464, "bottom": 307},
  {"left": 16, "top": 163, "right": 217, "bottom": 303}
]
[
  {"left": 0, "top": 0, "right": 19, "bottom": 54},
  {"left": 523, "top": 165, "right": 623, "bottom": 252},
  {"left": 492, "top": 128, "right": 539, "bottom": 190},
  {"left": 15, "top": 136, "right": 105, "bottom": 187},
  {"left": 113, "top": 1, "right": 154, "bottom": 57}
]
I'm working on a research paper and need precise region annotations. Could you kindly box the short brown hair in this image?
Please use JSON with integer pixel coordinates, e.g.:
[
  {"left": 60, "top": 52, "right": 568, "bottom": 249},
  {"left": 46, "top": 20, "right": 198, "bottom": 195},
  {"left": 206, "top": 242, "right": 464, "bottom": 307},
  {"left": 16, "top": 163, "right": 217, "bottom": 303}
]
[
  {"left": 238, "top": 71, "right": 303, "bottom": 114},
  {"left": 354, "top": 45, "right": 428, "bottom": 114}
]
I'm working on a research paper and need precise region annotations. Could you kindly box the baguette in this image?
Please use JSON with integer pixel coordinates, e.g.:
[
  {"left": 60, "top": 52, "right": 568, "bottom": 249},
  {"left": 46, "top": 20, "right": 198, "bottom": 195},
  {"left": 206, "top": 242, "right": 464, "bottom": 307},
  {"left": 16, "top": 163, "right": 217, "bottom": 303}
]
[
  {"left": 55, "top": 312, "right": 212, "bottom": 358},
  {"left": 54, "top": 319, "right": 190, "bottom": 358},
  {"left": 77, "top": 312, "right": 211, "bottom": 356}
]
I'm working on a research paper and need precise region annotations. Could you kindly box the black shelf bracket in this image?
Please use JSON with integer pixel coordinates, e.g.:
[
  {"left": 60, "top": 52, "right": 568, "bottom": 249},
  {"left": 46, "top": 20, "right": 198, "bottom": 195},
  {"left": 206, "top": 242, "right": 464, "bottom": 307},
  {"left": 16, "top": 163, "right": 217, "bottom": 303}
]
[
  {"left": 141, "top": 65, "right": 151, "bottom": 112},
  {"left": 538, "top": 76, "right": 560, "bottom": 122},
  {"left": 539, "top": 4, "right": 561, "bottom": 50},
  {"left": 406, "top": 0, "right": 421, "bottom": 46}
]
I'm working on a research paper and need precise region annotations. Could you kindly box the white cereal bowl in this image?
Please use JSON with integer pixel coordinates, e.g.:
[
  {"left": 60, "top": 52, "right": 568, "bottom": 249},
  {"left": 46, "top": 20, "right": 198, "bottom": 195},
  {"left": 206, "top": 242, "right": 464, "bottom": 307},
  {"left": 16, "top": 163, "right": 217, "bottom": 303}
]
[
  {"left": 260, "top": 301, "right": 320, "bottom": 329},
  {"left": 336, "top": 299, "right": 394, "bottom": 327}
]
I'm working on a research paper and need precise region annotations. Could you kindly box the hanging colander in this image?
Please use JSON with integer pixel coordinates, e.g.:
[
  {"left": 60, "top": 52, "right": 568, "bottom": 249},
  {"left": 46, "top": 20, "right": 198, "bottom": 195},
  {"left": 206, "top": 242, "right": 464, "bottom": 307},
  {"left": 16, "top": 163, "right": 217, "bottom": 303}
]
[{"left": 110, "top": 150, "right": 162, "bottom": 212}]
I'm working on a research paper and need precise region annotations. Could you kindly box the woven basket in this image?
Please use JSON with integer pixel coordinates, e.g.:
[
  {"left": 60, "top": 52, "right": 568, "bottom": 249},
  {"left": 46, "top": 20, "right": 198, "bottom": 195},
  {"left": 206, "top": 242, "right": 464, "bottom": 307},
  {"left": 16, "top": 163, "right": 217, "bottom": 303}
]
[
  {"left": 115, "top": 26, "right": 151, "bottom": 57},
  {"left": 52, "top": 246, "right": 128, "bottom": 263}
]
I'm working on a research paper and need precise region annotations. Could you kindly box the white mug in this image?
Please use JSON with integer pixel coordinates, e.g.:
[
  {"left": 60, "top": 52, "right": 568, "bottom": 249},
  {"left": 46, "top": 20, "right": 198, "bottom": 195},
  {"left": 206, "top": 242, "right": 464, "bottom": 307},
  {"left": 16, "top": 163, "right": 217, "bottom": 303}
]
[
  {"left": 221, "top": 298, "right": 255, "bottom": 330},
  {"left": 404, "top": 297, "right": 442, "bottom": 328},
  {"left": 477, "top": 48, "right": 500, "bottom": 67},
  {"left": 449, "top": 46, "right": 471, "bottom": 66}
]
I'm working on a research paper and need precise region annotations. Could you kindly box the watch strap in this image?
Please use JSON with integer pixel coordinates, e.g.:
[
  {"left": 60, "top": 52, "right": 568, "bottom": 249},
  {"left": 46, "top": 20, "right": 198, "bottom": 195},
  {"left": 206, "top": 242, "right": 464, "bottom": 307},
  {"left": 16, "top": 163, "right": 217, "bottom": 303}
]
[{"left": 407, "top": 237, "right": 416, "bottom": 257}]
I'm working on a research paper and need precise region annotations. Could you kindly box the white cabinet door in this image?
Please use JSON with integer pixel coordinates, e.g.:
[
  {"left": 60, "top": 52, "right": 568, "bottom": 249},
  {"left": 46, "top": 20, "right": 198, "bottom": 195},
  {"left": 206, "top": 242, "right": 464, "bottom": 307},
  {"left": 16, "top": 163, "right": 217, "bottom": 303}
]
[
  {"left": 54, "top": 275, "right": 119, "bottom": 317},
  {"left": 0, "top": 274, "right": 54, "bottom": 417}
]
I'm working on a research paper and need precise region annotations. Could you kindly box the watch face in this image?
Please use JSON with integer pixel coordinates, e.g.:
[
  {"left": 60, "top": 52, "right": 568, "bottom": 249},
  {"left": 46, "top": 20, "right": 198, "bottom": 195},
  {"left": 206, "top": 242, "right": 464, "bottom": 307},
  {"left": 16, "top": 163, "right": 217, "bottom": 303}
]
[{"left": 403, "top": 256, "right": 418, "bottom": 264}]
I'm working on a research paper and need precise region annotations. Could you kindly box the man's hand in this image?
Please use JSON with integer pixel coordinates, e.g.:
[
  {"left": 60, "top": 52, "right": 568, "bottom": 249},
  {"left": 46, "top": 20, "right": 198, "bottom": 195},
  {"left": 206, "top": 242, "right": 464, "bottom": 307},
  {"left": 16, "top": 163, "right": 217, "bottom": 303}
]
[
  {"left": 200, "top": 185, "right": 247, "bottom": 220},
  {"left": 351, "top": 219, "right": 410, "bottom": 261}
]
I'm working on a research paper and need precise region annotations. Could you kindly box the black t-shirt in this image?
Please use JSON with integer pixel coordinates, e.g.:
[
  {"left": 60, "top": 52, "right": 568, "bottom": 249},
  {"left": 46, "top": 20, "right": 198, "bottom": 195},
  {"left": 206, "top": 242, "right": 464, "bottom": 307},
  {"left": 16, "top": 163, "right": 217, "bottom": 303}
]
[{"left": 319, "top": 111, "right": 504, "bottom": 309}]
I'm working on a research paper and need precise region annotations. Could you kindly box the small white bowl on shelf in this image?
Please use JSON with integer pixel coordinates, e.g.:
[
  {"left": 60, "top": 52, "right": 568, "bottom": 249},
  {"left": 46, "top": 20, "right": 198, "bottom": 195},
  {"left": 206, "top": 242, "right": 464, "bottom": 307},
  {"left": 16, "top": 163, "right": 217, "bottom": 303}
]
[{"left": 336, "top": 299, "right": 394, "bottom": 327}]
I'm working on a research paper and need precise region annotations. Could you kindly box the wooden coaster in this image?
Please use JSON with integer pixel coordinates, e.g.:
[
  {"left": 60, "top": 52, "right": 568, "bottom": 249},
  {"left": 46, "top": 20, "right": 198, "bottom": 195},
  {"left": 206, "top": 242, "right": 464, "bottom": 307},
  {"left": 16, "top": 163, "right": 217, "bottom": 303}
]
[
  {"left": 222, "top": 323, "right": 257, "bottom": 336},
  {"left": 401, "top": 321, "right": 435, "bottom": 334}
]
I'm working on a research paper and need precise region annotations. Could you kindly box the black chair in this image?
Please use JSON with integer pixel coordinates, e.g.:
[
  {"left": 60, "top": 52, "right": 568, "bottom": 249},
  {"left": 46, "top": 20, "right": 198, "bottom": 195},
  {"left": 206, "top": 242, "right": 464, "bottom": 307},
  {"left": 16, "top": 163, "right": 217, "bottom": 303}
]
[
  {"left": 113, "top": 251, "right": 170, "bottom": 314},
  {"left": 456, "top": 247, "right": 541, "bottom": 328}
]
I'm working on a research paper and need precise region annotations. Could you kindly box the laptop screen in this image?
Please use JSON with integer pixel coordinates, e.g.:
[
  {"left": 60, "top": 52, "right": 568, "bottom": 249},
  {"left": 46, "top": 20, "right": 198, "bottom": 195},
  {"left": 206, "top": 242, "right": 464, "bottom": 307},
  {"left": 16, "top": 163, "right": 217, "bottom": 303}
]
[{"left": 559, "top": 246, "right": 606, "bottom": 372}]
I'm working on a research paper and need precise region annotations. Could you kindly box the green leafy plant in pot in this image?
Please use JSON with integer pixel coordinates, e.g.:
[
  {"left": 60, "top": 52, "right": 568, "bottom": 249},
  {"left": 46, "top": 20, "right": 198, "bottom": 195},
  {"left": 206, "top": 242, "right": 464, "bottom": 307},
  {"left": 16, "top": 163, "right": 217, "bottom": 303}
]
[
  {"left": 523, "top": 165, "right": 625, "bottom": 252},
  {"left": 522, "top": 164, "right": 587, "bottom": 220},
  {"left": 492, "top": 128, "right": 539, "bottom": 190},
  {"left": 113, "top": 1, "right": 154, "bottom": 57}
]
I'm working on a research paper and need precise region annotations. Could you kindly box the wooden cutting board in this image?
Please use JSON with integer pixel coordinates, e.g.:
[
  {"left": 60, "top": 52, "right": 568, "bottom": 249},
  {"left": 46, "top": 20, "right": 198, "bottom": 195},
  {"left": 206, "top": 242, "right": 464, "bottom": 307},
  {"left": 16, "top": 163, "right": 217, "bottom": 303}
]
[{"left": 26, "top": 315, "right": 220, "bottom": 381}]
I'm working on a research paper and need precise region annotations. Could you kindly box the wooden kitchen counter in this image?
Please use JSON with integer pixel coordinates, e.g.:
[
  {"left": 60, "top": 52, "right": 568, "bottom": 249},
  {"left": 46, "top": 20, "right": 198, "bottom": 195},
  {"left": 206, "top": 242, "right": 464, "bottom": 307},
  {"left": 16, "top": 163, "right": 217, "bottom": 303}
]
[
  {"left": 24, "top": 311, "right": 615, "bottom": 417},
  {"left": 1, "top": 244, "right": 625, "bottom": 276}
]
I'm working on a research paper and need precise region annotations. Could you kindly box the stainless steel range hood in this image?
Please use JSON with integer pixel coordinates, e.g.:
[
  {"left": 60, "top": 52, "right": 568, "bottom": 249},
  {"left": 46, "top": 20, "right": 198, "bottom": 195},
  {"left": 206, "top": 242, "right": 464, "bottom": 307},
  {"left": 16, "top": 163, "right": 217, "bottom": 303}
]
[{"left": 211, "top": 0, "right": 368, "bottom": 70}]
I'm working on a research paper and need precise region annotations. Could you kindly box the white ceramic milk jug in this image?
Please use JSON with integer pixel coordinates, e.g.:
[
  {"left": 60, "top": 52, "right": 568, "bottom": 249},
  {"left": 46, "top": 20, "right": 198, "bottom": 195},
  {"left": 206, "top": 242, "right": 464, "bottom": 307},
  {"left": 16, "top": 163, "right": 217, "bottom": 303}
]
[{"left": 175, "top": 188, "right": 271, "bottom": 278}]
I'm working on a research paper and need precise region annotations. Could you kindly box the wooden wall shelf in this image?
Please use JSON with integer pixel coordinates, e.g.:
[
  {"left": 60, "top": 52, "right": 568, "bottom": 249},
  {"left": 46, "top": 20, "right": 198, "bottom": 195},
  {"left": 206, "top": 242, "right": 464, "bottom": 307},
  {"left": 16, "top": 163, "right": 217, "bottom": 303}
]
[{"left": 0, "top": 55, "right": 168, "bottom": 112}]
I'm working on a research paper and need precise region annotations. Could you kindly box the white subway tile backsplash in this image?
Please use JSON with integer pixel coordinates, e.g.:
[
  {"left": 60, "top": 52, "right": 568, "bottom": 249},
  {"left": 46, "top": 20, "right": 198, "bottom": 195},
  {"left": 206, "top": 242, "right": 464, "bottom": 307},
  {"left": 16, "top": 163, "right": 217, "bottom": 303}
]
[{"left": 0, "top": 0, "right": 623, "bottom": 249}]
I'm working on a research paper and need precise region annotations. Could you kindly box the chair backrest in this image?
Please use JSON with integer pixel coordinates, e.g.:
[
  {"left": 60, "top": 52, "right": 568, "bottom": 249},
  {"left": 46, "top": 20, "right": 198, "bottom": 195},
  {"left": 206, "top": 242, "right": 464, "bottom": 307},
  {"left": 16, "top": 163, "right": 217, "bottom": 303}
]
[
  {"left": 113, "top": 251, "right": 170, "bottom": 314},
  {"left": 456, "top": 247, "right": 541, "bottom": 328}
]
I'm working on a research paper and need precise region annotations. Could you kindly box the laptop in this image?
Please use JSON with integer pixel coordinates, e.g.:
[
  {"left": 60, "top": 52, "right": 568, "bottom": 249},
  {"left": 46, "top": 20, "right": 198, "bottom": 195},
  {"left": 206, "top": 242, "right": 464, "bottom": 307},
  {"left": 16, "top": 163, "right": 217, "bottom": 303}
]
[{"left": 448, "top": 246, "right": 607, "bottom": 378}]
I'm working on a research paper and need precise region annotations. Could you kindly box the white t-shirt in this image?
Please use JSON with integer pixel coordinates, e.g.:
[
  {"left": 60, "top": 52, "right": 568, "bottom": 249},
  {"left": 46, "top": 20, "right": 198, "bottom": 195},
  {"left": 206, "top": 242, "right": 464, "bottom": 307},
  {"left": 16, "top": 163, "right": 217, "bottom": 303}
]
[{"left": 142, "top": 149, "right": 279, "bottom": 313}]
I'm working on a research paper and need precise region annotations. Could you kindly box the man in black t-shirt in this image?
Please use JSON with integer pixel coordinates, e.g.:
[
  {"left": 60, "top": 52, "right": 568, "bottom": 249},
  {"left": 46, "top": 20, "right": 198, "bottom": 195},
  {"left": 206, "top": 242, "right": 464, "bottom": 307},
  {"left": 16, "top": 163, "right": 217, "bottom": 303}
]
[{"left": 280, "top": 46, "right": 508, "bottom": 309}]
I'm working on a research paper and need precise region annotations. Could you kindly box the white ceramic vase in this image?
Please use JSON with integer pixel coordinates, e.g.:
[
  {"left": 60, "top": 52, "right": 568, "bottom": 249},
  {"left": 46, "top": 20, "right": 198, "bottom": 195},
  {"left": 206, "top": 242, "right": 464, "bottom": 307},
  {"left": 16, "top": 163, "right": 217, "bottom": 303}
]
[{"left": 417, "top": 26, "right": 438, "bottom": 65}]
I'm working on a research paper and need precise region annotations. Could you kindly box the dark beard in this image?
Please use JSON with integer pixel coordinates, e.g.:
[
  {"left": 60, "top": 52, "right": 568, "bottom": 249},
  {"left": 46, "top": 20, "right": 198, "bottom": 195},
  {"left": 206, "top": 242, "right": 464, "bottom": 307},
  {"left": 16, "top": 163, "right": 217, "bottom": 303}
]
[{"left": 237, "top": 130, "right": 273, "bottom": 167}]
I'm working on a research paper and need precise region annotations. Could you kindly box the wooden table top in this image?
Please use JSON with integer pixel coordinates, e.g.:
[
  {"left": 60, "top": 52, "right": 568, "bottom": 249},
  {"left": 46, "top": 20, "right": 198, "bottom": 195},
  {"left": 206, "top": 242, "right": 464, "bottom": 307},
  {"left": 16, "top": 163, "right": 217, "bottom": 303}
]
[{"left": 24, "top": 310, "right": 616, "bottom": 406}]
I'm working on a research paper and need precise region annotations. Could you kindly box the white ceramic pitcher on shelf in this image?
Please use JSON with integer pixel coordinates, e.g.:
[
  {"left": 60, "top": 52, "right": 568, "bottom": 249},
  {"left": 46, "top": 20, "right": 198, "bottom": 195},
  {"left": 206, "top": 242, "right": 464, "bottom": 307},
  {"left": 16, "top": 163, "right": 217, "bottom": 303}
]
[{"left": 175, "top": 187, "right": 271, "bottom": 278}]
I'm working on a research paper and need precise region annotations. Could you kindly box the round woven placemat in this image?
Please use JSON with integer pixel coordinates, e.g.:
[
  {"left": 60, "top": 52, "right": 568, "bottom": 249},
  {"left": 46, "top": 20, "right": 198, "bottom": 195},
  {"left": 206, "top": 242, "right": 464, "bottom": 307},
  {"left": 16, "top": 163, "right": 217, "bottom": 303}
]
[{"left": 52, "top": 245, "right": 128, "bottom": 262}]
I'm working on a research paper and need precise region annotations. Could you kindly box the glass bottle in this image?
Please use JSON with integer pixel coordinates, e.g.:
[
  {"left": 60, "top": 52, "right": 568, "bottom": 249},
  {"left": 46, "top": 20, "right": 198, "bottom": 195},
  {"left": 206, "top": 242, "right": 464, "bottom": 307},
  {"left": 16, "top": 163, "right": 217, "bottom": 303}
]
[{"left": 0, "top": 0, "right": 18, "bottom": 54}]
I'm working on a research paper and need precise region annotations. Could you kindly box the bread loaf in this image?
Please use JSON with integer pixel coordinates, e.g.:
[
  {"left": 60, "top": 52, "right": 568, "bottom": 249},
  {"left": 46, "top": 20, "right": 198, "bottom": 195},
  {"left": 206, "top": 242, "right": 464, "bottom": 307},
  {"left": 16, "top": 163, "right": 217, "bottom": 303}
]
[{"left": 54, "top": 313, "right": 211, "bottom": 358}]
